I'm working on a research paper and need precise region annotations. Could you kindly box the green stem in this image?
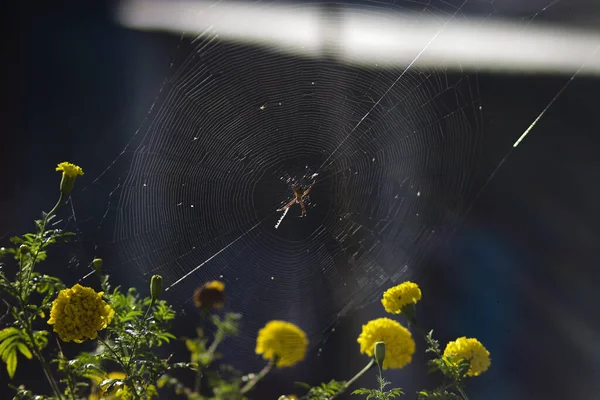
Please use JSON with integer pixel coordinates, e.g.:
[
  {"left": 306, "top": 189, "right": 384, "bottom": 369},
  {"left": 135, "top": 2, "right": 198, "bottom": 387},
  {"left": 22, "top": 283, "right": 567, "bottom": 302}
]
[
  {"left": 331, "top": 358, "right": 376, "bottom": 399},
  {"left": 97, "top": 337, "right": 126, "bottom": 370},
  {"left": 457, "top": 386, "right": 470, "bottom": 400},
  {"left": 240, "top": 358, "right": 274, "bottom": 395},
  {"left": 11, "top": 193, "right": 64, "bottom": 398},
  {"left": 23, "top": 193, "right": 63, "bottom": 297},
  {"left": 14, "top": 255, "right": 63, "bottom": 398},
  {"left": 126, "top": 299, "right": 155, "bottom": 371},
  {"left": 194, "top": 317, "right": 225, "bottom": 394},
  {"left": 97, "top": 337, "right": 141, "bottom": 400},
  {"left": 55, "top": 341, "right": 77, "bottom": 400},
  {"left": 23, "top": 317, "right": 62, "bottom": 399},
  {"left": 63, "top": 358, "right": 78, "bottom": 400},
  {"left": 193, "top": 367, "right": 203, "bottom": 394}
]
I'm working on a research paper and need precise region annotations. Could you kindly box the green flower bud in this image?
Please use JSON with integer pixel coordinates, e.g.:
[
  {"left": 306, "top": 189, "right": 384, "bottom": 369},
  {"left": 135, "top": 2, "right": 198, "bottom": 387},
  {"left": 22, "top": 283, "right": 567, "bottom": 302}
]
[
  {"left": 92, "top": 258, "right": 103, "bottom": 272},
  {"left": 150, "top": 275, "right": 163, "bottom": 301},
  {"left": 374, "top": 341, "right": 386, "bottom": 367},
  {"left": 19, "top": 244, "right": 30, "bottom": 255}
]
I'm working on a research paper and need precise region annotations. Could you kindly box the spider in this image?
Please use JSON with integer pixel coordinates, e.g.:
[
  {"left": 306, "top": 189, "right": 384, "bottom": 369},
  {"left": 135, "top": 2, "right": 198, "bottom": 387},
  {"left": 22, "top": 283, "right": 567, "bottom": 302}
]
[{"left": 277, "top": 184, "right": 312, "bottom": 217}]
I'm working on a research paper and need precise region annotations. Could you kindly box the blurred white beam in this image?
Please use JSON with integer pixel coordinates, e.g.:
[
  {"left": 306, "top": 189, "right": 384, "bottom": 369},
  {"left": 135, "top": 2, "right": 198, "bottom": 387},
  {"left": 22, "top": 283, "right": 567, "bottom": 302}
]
[{"left": 117, "top": 0, "right": 600, "bottom": 76}]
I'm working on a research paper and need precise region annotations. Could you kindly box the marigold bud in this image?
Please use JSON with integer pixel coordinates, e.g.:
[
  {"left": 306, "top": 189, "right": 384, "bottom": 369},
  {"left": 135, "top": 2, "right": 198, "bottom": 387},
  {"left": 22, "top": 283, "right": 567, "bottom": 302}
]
[
  {"left": 150, "top": 275, "right": 163, "bottom": 301},
  {"left": 92, "top": 258, "right": 103, "bottom": 272},
  {"left": 374, "top": 341, "right": 386, "bottom": 367},
  {"left": 19, "top": 244, "right": 30, "bottom": 255}
]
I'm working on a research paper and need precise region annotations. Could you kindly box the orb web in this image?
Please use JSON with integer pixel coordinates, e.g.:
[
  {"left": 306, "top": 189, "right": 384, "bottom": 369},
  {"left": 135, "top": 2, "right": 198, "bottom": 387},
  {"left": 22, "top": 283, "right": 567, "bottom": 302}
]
[{"left": 95, "top": 0, "right": 493, "bottom": 358}]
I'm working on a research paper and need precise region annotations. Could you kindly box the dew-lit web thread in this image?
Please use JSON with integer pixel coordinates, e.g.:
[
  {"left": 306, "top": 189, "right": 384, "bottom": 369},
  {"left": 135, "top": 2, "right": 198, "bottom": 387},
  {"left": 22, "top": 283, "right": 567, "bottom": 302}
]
[
  {"left": 111, "top": 1, "right": 488, "bottom": 356},
  {"left": 316, "top": 0, "right": 469, "bottom": 172},
  {"left": 455, "top": 42, "right": 600, "bottom": 231}
]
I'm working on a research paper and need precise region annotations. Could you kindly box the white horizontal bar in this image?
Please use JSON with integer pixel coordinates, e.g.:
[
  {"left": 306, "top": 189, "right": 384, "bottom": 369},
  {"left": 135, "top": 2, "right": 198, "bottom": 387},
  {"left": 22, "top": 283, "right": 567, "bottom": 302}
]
[{"left": 117, "top": 0, "right": 600, "bottom": 75}]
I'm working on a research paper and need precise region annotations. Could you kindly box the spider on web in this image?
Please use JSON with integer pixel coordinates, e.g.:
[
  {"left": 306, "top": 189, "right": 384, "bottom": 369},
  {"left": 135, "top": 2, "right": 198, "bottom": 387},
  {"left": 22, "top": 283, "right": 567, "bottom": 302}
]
[{"left": 277, "top": 184, "right": 312, "bottom": 217}]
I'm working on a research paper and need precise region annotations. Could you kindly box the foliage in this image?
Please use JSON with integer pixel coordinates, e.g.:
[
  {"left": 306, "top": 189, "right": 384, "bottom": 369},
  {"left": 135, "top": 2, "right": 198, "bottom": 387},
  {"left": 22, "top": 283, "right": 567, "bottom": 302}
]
[
  {"left": 352, "top": 376, "right": 404, "bottom": 399},
  {"left": 296, "top": 379, "right": 346, "bottom": 400},
  {"left": 0, "top": 162, "right": 489, "bottom": 400},
  {"left": 162, "top": 312, "right": 243, "bottom": 399},
  {"left": 0, "top": 327, "right": 33, "bottom": 378}
]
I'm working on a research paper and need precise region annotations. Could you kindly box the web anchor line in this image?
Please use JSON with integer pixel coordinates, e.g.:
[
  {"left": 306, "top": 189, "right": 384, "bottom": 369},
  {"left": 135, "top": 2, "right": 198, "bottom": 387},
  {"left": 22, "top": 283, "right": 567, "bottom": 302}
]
[
  {"left": 165, "top": 212, "right": 275, "bottom": 291},
  {"left": 314, "top": 0, "right": 469, "bottom": 176},
  {"left": 456, "top": 43, "right": 600, "bottom": 229}
]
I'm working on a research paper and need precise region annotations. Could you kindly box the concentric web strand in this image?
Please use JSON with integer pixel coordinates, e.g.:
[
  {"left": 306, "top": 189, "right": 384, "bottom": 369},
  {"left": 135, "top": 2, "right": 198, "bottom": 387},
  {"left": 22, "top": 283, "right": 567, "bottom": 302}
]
[{"left": 77, "top": 0, "right": 587, "bottom": 360}]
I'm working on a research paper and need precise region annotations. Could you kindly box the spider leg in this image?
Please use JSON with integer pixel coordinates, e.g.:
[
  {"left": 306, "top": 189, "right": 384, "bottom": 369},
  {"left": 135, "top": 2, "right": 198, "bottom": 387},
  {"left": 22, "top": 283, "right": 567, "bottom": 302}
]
[
  {"left": 300, "top": 199, "right": 307, "bottom": 217},
  {"left": 301, "top": 186, "right": 312, "bottom": 198},
  {"left": 277, "top": 198, "right": 297, "bottom": 212}
]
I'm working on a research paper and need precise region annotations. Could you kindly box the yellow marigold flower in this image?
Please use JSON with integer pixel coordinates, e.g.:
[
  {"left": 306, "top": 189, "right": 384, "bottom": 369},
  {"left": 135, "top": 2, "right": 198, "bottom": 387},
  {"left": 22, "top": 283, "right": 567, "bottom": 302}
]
[
  {"left": 56, "top": 161, "right": 84, "bottom": 178},
  {"left": 381, "top": 281, "right": 422, "bottom": 314},
  {"left": 357, "top": 318, "right": 415, "bottom": 369},
  {"left": 56, "top": 161, "right": 84, "bottom": 195},
  {"left": 278, "top": 395, "right": 298, "bottom": 400},
  {"left": 443, "top": 337, "right": 491, "bottom": 377},
  {"left": 48, "top": 284, "right": 114, "bottom": 343},
  {"left": 193, "top": 280, "right": 225, "bottom": 310},
  {"left": 256, "top": 320, "right": 308, "bottom": 367}
]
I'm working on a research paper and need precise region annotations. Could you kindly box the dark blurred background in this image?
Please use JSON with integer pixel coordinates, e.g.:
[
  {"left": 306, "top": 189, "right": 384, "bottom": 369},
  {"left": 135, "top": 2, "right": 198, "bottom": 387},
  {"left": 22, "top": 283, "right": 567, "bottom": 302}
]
[{"left": 3, "top": 1, "right": 600, "bottom": 399}]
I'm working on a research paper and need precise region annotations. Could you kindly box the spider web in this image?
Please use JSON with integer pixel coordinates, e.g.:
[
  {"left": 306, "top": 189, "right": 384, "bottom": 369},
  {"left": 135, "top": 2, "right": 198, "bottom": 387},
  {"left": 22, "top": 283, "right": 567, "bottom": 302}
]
[{"left": 74, "top": 0, "right": 590, "bottom": 361}]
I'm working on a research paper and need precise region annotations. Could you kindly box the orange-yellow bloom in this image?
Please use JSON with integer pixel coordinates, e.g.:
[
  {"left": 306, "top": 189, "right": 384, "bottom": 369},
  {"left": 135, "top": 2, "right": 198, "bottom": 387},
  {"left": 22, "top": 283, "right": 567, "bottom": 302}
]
[
  {"left": 48, "top": 284, "right": 114, "bottom": 343},
  {"left": 256, "top": 321, "right": 308, "bottom": 367},
  {"left": 381, "top": 281, "right": 422, "bottom": 314},
  {"left": 357, "top": 318, "right": 415, "bottom": 369},
  {"left": 443, "top": 337, "right": 491, "bottom": 377}
]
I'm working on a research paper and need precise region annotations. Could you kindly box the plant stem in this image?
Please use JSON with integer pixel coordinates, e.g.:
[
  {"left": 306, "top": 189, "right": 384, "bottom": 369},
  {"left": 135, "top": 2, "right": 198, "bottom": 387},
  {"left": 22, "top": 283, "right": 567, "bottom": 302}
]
[
  {"left": 97, "top": 337, "right": 141, "bottom": 400},
  {"left": 331, "top": 358, "right": 376, "bottom": 399},
  {"left": 23, "top": 193, "right": 63, "bottom": 296},
  {"left": 23, "top": 317, "right": 62, "bottom": 399},
  {"left": 240, "top": 359, "right": 274, "bottom": 394},
  {"left": 11, "top": 193, "right": 64, "bottom": 398},
  {"left": 457, "top": 387, "right": 470, "bottom": 400},
  {"left": 126, "top": 299, "right": 155, "bottom": 370},
  {"left": 33, "top": 343, "right": 63, "bottom": 399},
  {"left": 56, "top": 341, "right": 77, "bottom": 400},
  {"left": 194, "top": 318, "right": 225, "bottom": 394},
  {"left": 193, "top": 366, "right": 203, "bottom": 394},
  {"left": 97, "top": 337, "right": 125, "bottom": 370}
]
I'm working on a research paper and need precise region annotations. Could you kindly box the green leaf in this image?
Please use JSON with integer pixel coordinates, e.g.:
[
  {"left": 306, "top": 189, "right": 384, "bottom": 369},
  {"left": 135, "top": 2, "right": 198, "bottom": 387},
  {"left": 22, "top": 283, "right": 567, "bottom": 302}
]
[
  {"left": 352, "top": 388, "right": 373, "bottom": 395},
  {"left": 33, "top": 330, "right": 49, "bottom": 351},
  {"left": 5, "top": 348, "right": 17, "bottom": 378},
  {"left": 0, "top": 331, "right": 21, "bottom": 357},
  {"left": 15, "top": 342, "right": 32, "bottom": 359},
  {"left": 10, "top": 237, "right": 24, "bottom": 245},
  {"left": 0, "top": 327, "right": 21, "bottom": 341}
]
